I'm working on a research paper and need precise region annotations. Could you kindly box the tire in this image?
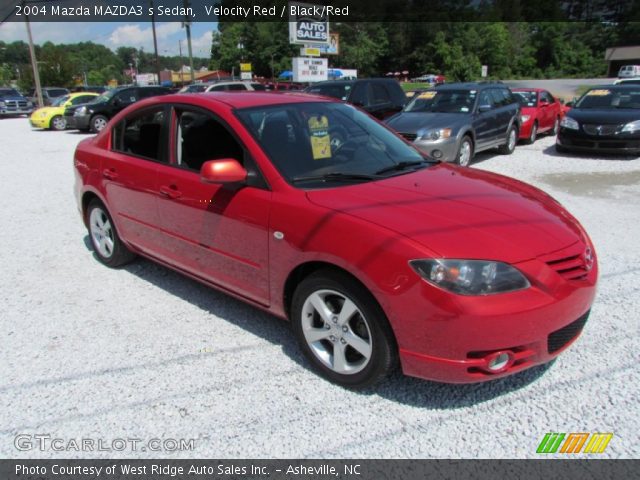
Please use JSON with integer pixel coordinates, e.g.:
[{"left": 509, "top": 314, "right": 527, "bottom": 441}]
[
  {"left": 455, "top": 136, "right": 474, "bottom": 167},
  {"left": 525, "top": 121, "right": 538, "bottom": 144},
  {"left": 291, "top": 269, "right": 397, "bottom": 388},
  {"left": 86, "top": 199, "right": 135, "bottom": 268},
  {"left": 90, "top": 115, "right": 109, "bottom": 133},
  {"left": 50, "top": 115, "right": 66, "bottom": 131},
  {"left": 551, "top": 117, "right": 560, "bottom": 135},
  {"left": 498, "top": 125, "right": 518, "bottom": 155}
]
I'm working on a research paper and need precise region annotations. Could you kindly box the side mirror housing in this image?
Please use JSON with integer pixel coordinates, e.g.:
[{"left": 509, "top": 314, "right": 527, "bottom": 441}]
[
  {"left": 478, "top": 104, "right": 492, "bottom": 113},
  {"left": 200, "top": 159, "right": 247, "bottom": 184}
]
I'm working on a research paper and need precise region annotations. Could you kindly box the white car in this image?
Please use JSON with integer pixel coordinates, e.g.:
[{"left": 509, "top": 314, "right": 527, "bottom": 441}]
[
  {"left": 618, "top": 65, "right": 640, "bottom": 78},
  {"left": 204, "top": 81, "right": 267, "bottom": 92}
]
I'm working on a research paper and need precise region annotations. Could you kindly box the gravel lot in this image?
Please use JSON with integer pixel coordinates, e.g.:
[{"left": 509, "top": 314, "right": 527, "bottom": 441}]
[{"left": 0, "top": 117, "right": 638, "bottom": 459}]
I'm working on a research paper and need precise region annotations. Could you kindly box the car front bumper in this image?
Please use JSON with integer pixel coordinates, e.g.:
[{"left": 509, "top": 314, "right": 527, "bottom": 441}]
[
  {"left": 389, "top": 241, "right": 598, "bottom": 383},
  {"left": 557, "top": 129, "right": 640, "bottom": 154},
  {"left": 411, "top": 136, "right": 459, "bottom": 162},
  {"left": 1, "top": 107, "right": 33, "bottom": 116},
  {"left": 29, "top": 116, "right": 50, "bottom": 128}
]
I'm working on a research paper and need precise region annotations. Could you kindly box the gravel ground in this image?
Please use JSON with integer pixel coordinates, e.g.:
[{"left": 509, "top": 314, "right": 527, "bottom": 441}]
[{"left": 0, "top": 117, "right": 638, "bottom": 459}]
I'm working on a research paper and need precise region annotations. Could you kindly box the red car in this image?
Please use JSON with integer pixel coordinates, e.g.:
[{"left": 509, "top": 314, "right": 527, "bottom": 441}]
[
  {"left": 74, "top": 92, "right": 597, "bottom": 388},
  {"left": 513, "top": 88, "right": 564, "bottom": 144}
]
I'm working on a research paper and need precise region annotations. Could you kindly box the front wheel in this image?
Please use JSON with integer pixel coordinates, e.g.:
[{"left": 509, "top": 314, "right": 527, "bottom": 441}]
[
  {"left": 455, "top": 136, "right": 474, "bottom": 167},
  {"left": 50, "top": 115, "right": 66, "bottom": 131},
  {"left": 291, "top": 270, "right": 397, "bottom": 388},
  {"left": 525, "top": 122, "right": 538, "bottom": 144},
  {"left": 498, "top": 125, "right": 518, "bottom": 155},
  {"left": 90, "top": 115, "right": 108, "bottom": 133},
  {"left": 86, "top": 200, "right": 135, "bottom": 267}
]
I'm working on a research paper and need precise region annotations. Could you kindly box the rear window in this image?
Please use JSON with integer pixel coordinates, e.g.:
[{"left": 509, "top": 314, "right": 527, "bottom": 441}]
[
  {"left": 306, "top": 83, "right": 353, "bottom": 101},
  {"left": 46, "top": 89, "right": 68, "bottom": 98}
]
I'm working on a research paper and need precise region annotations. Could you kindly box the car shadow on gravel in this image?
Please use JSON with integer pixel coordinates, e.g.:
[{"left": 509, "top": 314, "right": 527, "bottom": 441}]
[
  {"left": 83, "top": 236, "right": 554, "bottom": 408},
  {"left": 543, "top": 145, "right": 639, "bottom": 160}
]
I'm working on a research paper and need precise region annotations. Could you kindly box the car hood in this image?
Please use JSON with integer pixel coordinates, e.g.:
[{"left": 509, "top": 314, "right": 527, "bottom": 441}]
[
  {"left": 568, "top": 108, "right": 640, "bottom": 124},
  {"left": 0, "top": 95, "right": 28, "bottom": 102},
  {"left": 32, "top": 106, "right": 62, "bottom": 115},
  {"left": 305, "top": 164, "right": 584, "bottom": 263},
  {"left": 385, "top": 112, "right": 468, "bottom": 134}
]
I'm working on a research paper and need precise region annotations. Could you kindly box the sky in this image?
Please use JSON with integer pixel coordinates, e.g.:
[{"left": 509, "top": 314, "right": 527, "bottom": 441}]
[{"left": 0, "top": 21, "right": 217, "bottom": 57}]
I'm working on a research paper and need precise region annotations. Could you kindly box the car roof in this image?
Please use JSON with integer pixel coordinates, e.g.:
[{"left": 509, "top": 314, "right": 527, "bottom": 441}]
[
  {"left": 157, "top": 91, "right": 332, "bottom": 109},
  {"left": 512, "top": 88, "right": 545, "bottom": 92},
  {"left": 436, "top": 82, "right": 506, "bottom": 90}
]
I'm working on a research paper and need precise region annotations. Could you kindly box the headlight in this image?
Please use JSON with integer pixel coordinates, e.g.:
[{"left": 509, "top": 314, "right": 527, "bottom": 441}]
[
  {"left": 420, "top": 128, "right": 452, "bottom": 141},
  {"left": 74, "top": 106, "right": 86, "bottom": 116},
  {"left": 521, "top": 115, "right": 531, "bottom": 123},
  {"left": 560, "top": 116, "right": 579, "bottom": 130},
  {"left": 621, "top": 120, "right": 640, "bottom": 133},
  {"left": 409, "top": 259, "right": 530, "bottom": 295}
]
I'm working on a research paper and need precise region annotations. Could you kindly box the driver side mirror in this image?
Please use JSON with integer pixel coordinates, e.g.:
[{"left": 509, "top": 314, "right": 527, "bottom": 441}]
[
  {"left": 478, "top": 104, "right": 492, "bottom": 113},
  {"left": 200, "top": 159, "right": 247, "bottom": 184}
]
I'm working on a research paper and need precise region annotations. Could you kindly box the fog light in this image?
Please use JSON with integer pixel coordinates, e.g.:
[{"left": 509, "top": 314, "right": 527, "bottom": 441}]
[
  {"left": 431, "top": 149, "right": 443, "bottom": 159},
  {"left": 486, "top": 351, "right": 513, "bottom": 372}
]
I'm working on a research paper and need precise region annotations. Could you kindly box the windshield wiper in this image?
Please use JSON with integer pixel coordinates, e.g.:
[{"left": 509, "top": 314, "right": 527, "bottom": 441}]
[
  {"left": 374, "top": 160, "right": 430, "bottom": 176},
  {"left": 291, "top": 172, "right": 381, "bottom": 184}
]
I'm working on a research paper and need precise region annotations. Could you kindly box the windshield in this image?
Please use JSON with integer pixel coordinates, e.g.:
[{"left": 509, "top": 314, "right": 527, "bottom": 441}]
[
  {"left": 306, "top": 83, "right": 353, "bottom": 101},
  {"left": 513, "top": 91, "right": 537, "bottom": 107},
  {"left": 576, "top": 88, "right": 640, "bottom": 109},
  {"left": 91, "top": 89, "right": 117, "bottom": 103},
  {"left": 51, "top": 95, "right": 70, "bottom": 106},
  {"left": 0, "top": 88, "right": 21, "bottom": 98},
  {"left": 404, "top": 89, "right": 476, "bottom": 113},
  {"left": 235, "top": 102, "right": 429, "bottom": 187},
  {"left": 47, "top": 89, "right": 68, "bottom": 98}
]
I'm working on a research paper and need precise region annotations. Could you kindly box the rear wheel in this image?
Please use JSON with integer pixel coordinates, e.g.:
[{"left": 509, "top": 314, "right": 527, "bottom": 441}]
[
  {"left": 86, "top": 200, "right": 135, "bottom": 267},
  {"left": 498, "top": 125, "right": 518, "bottom": 155},
  {"left": 50, "top": 115, "right": 66, "bottom": 131},
  {"left": 291, "top": 270, "right": 397, "bottom": 388},
  {"left": 455, "top": 136, "right": 474, "bottom": 167}
]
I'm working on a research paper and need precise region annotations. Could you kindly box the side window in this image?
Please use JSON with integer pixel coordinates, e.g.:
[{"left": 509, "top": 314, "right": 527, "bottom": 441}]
[
  {"left": 209, "top": 85, "right": 227, "bottom": 92},
  {"left": 349, "top": 83, "right": 367, "bottom": 105},
  {"left": 176, "top": 109, "right": 244, "bottom": 172},
  {"left": 478, "top": 90, "right": 494, "bottom": 108},
  {"left": 71, "top": 95, "right": 93, "bottom": 105},
  {"left": 490, "top": 89, "right": 507, "bottom": 107},
  {"left": 369, "top": 83, "right": 391, "bottom": 105},
  {"left": 114, "top": 90, "right": 138, "bottom": 105},
  {"left": 541, "top": 91, "right": 554, "bottom": 103},
  {"left": 227, "top": 84, "right": 247, "bottom": 91},
  {"left": 112, "top": 106, "right": 166, "bottom": 162}
]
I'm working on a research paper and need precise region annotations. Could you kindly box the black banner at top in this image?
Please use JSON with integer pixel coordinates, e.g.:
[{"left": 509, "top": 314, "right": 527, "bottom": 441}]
[{"left": 0, "top": 0, "right": 638, "bottom": 23}]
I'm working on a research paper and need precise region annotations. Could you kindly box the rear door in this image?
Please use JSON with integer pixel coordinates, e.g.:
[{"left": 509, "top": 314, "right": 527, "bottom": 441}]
[
  {"left": 473, "top": 89, "right": 498, "bottom": 149},
  {"left": 102, "top": 105, "right": 168, "bottom": 254}
]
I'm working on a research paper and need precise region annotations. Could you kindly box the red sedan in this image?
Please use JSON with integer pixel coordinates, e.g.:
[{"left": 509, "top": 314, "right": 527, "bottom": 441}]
[
  {"left": 513, "top": 88, "right": 564, "bottom": 144},
  {"left": 74, "top": 92, "right": 597, "bottom": 388}
]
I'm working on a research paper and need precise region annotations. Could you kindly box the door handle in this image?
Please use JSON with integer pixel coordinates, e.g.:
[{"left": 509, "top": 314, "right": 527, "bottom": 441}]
[
  {"left": 102, "top": 168, "right": 118, "bottom": 180},
  {"left": 159, "top": 185, "right": 182, "bottom": 199}
]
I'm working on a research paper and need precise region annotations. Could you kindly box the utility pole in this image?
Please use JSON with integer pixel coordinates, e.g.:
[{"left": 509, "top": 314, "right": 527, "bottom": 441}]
[
  {"left": 149, "top": 0, "right": 161, "bottom": 85},
  {"left": 183, "top": 0, "right": 195, "bottom": 82},
  {"left": 178, "top": 40, "right": 185, "bottom": 85},
  {"left": 23, "top": 2, "right": 43, "bottom": 108}
]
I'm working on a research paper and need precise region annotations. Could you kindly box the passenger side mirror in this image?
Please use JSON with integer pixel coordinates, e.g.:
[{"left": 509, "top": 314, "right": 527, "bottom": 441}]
[
  {"left": 565, "top": 101, "right": 574, "bottom": 108},
  {"left": 200, "top": 159, "right": 247, "bottom": 184},
  {"left": 540, "top": 100, "right": 549, "bottom": 107},
  {"left": 478, "top": 104, "right": 492, "bottom": 113}
]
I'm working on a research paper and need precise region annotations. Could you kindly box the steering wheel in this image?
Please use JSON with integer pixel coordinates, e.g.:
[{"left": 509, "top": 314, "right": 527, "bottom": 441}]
[{"left": 329, "top": 126, "right": 349, "bottom": 155}]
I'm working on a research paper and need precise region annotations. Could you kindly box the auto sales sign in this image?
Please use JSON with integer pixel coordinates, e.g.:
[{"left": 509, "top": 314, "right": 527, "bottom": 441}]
[{"left": 289, "top": 2, "right": 329, "bottom": 45}]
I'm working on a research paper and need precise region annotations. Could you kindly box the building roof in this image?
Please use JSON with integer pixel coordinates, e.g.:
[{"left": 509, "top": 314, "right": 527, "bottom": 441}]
[{"left": 605, "top": 46, "right": 640, "bottom": 61}]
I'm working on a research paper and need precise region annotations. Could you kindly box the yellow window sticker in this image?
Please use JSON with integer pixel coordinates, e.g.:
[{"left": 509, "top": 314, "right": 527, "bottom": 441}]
[
  {"left": 308, "top": 115, "right": 332, "bottom": 160},
  {"left": 587, "top": 89, "right": 611, "bottom": 96},
  {"left": 418, "top": 91, "right": 436, "bottom": 100}
]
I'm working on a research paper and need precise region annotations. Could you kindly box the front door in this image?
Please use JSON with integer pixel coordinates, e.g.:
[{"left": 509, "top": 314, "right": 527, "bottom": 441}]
[{"left": 155, "top": 106, "right": 271, "bottom": 304}]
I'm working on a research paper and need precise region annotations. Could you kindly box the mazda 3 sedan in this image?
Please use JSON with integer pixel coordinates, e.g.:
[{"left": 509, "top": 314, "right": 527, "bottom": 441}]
[{"left": 74, "top": 92, "right": 597, "bottom": 388}]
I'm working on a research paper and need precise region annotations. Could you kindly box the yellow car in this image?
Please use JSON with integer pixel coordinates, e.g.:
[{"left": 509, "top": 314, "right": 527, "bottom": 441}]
[{"left": 30, "top": 92, "right": 99, "bottom": 130}]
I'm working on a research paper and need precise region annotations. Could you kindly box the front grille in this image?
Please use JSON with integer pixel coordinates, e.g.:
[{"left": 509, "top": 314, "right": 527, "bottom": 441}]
[
  {"left": 583, "top": 124, "right": 620, "bottom": 136},
  {"left": 546, "top": 253, "right": 589, "bottom": 281},
  {"left": 548, "top": 311, "right": 589, "bottom": 353},
  {"left": 3, "top": 100, "right": 28, "bottom": 111},
  {"left": 400, "top": 132, "right": 417, "bottom": 141}
]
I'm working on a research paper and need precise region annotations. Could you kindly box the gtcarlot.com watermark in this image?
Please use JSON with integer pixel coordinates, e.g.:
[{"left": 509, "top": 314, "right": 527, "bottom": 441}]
[{"left": 15, "top": 434, "right": 196, "bottom": 452}]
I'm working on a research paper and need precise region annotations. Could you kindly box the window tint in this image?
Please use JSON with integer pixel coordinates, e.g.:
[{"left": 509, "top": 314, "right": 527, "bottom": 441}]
[
  {"left": 370, "top": 83, "right": 391, "bottom": 105},
  {"left": 114, "top": 90, "right": 138, "bottom": 104},
  {"left": 478, "top": 90, "right": 495, "bottom": 108},
  {"left": 176, "top": 109, "right": 244, "bottom": 172},
  {"left": 71, "top": 95, "right": 94, "bottom": 105},
  {"left": 251, "top": 83, "right": 267, "bottom": 91},
  {"left": 208, "top": 85, "right": 226, "bottom": 91},
  {"left": 307, "top": 84, "right": 352, "bottom": 101},
  {"left": 490, "top": 89, "right": 509, "bottom": 107},
  {"left": 540, "top": 91, "right": 554, "bottom": 103},
  {"left": 227, "top": 84, "right": 247, "bottom": 91},
  {"left": 113, "top": 107, "right": 165, "bottom": 162}
]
